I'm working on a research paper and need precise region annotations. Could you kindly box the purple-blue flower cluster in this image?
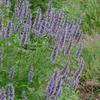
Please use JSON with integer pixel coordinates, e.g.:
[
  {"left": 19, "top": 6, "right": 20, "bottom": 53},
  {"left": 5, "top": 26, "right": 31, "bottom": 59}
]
[
  {"left": 12, "top": 0, "right": 32, "bottom": 46},
  {"left": 32, "top": 2, "right": 66, "bottom": 38},
  {"left": 46, "top": 62, "right": 70, "bottom": 99},
  {"left": 0, "top": 14, "right": 3, "bottom": 38},
  {"left": 0, "top": 88, "right": 6, "bottom": 100},
  {"left": 8, "top": 84, "right": 14, "bottom": 100}
]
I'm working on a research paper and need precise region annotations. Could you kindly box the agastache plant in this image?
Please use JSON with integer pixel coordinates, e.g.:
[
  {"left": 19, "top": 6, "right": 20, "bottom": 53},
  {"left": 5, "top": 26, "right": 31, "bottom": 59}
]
[
  {"left": 50, "top": 45, "right": 59, "bottom": 64},
  {"left": 19, "top": 0, "right": 29, "bottom": 20},
  {"left": 14, "top": 0, "right": 21, "bottom": 18},
  {"left": 63, "top": 38, "right": 73, "bottom": 55},
  {"left": 71, "top": 58, "right": 84, "bottom": 90},
  {"left": 44, "top": 1, "right": 53, "bottom": 33},
  {"left": 38, "top": 20, "right": 46, "bottom": 36},
  {"left": 53, "top": 11, "right": 64, "bottom": 33},
  {"left": 74, "top": 18, "right": 82, "bottom": 39},
  {"left": 0, "top": 14, "right": 2, "bottom": 30},
  {"left": 5, "top": 21, "right": 12, "bottom": 38},
  {"left": 61, "top": 62, "right": 70, "bottom": 78},
  {"left": 52, "top": 12, "right": 59, "bottom": 33},
  {"left": 28, "top": 66, "right": 34, "bottom": 83},
  {"left": 33, "top": 7, "right": 42, "bottom": 32},
  {"left": 58, "top": 16, "right": 68, "bottom": 48},
  {"left": 27, "top": 13, "right": 32, "bottom": 31},
  {"left": 0, "top": 0, "right": 85, "bottom": 99},
  {"left": 69, "top": 19, "right": 76, "bottom": 38},
  {"left": 55, "top": 77, "right": 62, "bottom": 96},
  {"left": 8, "top": 84, "right": 15, "bottom": 100},
  {"left": 76, "top": 31, "right": 83, "bottom": 43},
  {"left": 47, "top": 76, "right": 55, "bottom": 97},
  {"left": 46, "top": 69, "right": 60, "bottom": 98},
  {"left": 12, "top": 0, "right": 32, "bottom": 43},
  {"left": 45, "top": 1, "right": 52, "bottom": 17},
  {"left": 0, "top": 14, "right": 2, "bottom": 38},
  {"left": 47, "top": 10, "right": 56, "bottom": 37},
  {"left": 0, "top": 88, "right": 6, "bottom": 100},
  {"left": 76, "top": 42, "right": 82, "bottom": 59},
  {"left": 32, "top": 1, "right": 66, "bottom": 38},
  {"left": 46, "top": 66, "right": 70, "bottom": 99},
  {"left": 20, "top": 32, "right": 27, "bottom": 46},
  {"left": 8, "top": 67, "right": 15, "bottom": 80}
]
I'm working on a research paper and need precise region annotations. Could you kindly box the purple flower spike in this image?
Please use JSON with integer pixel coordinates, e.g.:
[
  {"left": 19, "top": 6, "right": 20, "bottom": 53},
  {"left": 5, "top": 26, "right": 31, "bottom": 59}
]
[
  {"left": 14, "top": 0, "right": 21, "bottom": 18},
  {"left": 74, "top": 18, "right": 81, "bottom": 36},
  {"left": 58, "top": 16, "right": 69, "bottom": 48},
  {"left": 33, "top": 8, "right": 42, "bottom": 30},
  {"left": 76, "top": 31, "right": 83, "bottom": 43},
  {"left": 28, "top": 66, "right": 34, "bottom": 83},
  {"left": 0, "top": 88, "right": 6, "bottom": 100},
  {"left": 38, "top": 20, "right": 45, "bottom": 36},
  {"left": 76, "top": 42, "right": 82, "bottom": 58},
  {"left": 69, "top": 20, "right": 76, "bottom": 38},
  {"left": 3, "top": 0, "right": 11, "bottom": 11},
  {"left": 71, "top": 58, "right": 84, "bottom": 90},
  {"left": 56, "top": 87, "right": 62, "bottom": 97},
  {"left": 0, "top": 15, "right": 2, "bottom": 31},
  {"left": 71, "top": 78, "right": 79, "bottom": 90},
  {"left": 52, "top": 13, "right": 59, "bottom": 33},
  {"left": 8, "top": 84, "right": 14, "bottom": 100},
  {"left": 55, "top": 12, "right": 64, "bottom": 33},
  {"left": 59, "top": 31, "right": 66, "bottom": 48},
  {"left": 50, "top": 46, "right": 59, "bottom": 64},
  {"left": 64, "top": 16, "right": 68, "bottom": 30},
  {"left": 64, "top": 38, "right": 73, "bottom": 55},
  {"left": 72, "top": 18, "right": 82, "bottom": 39},
  {"left": 20, "top": 32, "right": 27, "bottom": 46},
  {"left": 28, "top": 13, "right": 32, "bottom": 30},
  {"left": 19, "top": 0, "right": 28, "bottom": 20},
  {"left": 6, "top": 21, "right": 12, "bottom": 38},
  {"left": 8, "top": 67, "right": 15, "bottom": 80},
  {"left": 74, "top": 58, "right": 84, "bottom": 79},
  {"left": 47, "top": 76, "right": 55, "bottom": 96},
  {"left": 61, "top": 62, "right": 70, "bottom": 78},
  {"left": 46, "top": 1, "right": 52, "bottom": 17},
  {"left": 47, "top": 11, "right": 55, "bottom": 37},
  {"left": 69, "top": 19, "right": 81, "bottom": 39},
  {"left": 53, "top": 77, "right": 62, "bottom": 97},
  {"left": 57, "top": 77, "right": 62, "bottom": 87},
  {"left": 53, "top": 69, "right": 60, "bottom": 80},
  {"left": 69, "top": 19, "right": 75, "bottom": 32},
  {"left": 47, "top": 69, "right": 60, "bottom": 97}
]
